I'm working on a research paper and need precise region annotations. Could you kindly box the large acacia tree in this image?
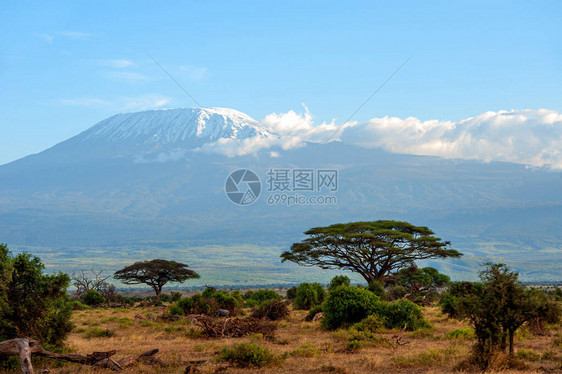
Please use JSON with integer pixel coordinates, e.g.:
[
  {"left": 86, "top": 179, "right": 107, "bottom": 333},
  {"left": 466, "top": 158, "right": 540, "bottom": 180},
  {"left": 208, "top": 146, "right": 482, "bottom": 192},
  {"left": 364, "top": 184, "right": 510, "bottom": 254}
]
[
  {"left": 114, "top": 259, "right": 199, "bottom": 303},
  {"left": 281, "top": 221, "right": 461, "bottom": 283}
]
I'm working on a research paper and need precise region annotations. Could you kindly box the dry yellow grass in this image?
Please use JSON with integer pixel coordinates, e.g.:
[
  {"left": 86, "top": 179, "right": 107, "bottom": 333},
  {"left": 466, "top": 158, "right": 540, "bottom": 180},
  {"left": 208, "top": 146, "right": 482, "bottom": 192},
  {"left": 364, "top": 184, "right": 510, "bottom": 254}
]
[{"left": 9, "top": 305, "right": 562, "bottom": 373}]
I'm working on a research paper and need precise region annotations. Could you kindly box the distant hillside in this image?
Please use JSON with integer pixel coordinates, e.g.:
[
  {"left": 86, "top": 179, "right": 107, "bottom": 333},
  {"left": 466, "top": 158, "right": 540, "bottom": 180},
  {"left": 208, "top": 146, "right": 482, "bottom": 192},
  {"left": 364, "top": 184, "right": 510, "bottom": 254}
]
[{"left": 1, "top": 108, "right": 560, "bottom": 283}]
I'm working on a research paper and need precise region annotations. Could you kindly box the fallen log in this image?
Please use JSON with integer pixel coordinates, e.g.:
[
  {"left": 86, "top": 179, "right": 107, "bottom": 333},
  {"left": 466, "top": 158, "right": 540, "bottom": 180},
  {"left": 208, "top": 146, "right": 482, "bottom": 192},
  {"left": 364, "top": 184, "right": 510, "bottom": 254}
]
[
  {"left": 0, "top": 338, "right": 166, "bottom": 373},
  {"left": 0, "top": 338, "right": 123, "bottom": 372}
]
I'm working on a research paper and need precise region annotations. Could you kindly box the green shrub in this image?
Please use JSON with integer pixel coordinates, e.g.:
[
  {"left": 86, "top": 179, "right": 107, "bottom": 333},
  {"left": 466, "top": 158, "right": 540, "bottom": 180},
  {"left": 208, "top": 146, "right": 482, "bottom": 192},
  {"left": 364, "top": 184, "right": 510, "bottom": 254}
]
[
  {"left": 219, "top": 342, "right": 275, "bottom": 368},
  {"left": 439, "top": 281, "right": 482, "bottom": 318},
  {"left": 41, "top": 295, "right": 74, "bottom": 347},
  {"left": 193, "top": 294, "right": 216, "bottom": 314},
  {"left": 322, "top": 286, "right": 429, "bottom": 331},
  {"left": 375, "top": 299, "right": 430, "bottom": 330},
  {"left": 321, "top": 286, "right": 380, "bottom": 330},
  {"left": 70, "top": 300, "right": 90, "bottom": 310},
  {"left": 201, "top": 286, "right": 216, "bottom": 298},
  {"left": 83, "top": 289, "right": 106, "bottom": 306},
  {"left": 312, "top": 283, "right": 327, "bottom": 304},
  {"left": 247, "top": 290, "right": 282, "bottom": 303},
  {"left": 0, "top": 245, "right": 73, "bottom": 346},
  {"left": 121, "top": 297, "right": 135, "bottom": 306},
  {"left": 387, "top": 285, "right": 408, "bottom": 300},
  {"left": 212, "top": 291, "right": 241, "bottom": 312},
  {"left": 243, "top": 290, "right": 254, "bottom": 299},
  {"left": 328, "top": 275, "right": 350, "bottom": 291},
  {"left": 367, "top": 281, "right": 387, "bottom": 300},
  {"left": 168, "top": 304, "right": 183, "bottom": 316},
  {"left": 286, "top": 286, "right": 297, "bottom": 300},
  {"left": 169, "top": 291, "right": 182, "bottom": 302},
  {"left": 352, "top": 314, "right": 386, "bottom": 332},
  {"left": 177, "top": 297, "right": 194, "bottom": 314},
  {"left": 185, "top": 294, "right": 216, "bottom": 315},
  {"left": 294, "top": 283, "right": 325, "bottom": 310}
]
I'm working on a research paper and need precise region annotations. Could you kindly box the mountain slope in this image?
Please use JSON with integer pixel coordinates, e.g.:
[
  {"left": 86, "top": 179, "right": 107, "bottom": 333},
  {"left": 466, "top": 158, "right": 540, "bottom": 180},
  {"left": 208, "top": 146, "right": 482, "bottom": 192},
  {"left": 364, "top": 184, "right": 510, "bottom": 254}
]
[{"left": 0, "top": 108, "right": 560, "bottom": 283}]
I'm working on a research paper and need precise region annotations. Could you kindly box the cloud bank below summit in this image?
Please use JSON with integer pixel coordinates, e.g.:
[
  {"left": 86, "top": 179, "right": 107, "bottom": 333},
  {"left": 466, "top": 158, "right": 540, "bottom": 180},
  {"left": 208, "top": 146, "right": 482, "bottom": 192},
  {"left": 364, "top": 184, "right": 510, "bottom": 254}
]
[{"left": 201, "top": 108, "right": 562, "bottom": 169}]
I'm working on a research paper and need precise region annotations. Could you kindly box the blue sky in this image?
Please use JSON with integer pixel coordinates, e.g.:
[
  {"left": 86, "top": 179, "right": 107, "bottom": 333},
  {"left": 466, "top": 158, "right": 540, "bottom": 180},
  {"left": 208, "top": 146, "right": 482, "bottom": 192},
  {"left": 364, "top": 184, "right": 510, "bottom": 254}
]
[{"left": 1, "top": 0, "right": 561, "bottom": 165}]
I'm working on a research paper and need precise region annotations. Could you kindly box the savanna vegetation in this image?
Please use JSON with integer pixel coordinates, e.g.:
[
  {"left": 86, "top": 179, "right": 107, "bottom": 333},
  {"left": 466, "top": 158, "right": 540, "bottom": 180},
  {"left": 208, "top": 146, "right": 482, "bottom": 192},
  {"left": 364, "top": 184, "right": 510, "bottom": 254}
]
[{"left": 0, "top": 220, "right": 560, "bottom": 373}]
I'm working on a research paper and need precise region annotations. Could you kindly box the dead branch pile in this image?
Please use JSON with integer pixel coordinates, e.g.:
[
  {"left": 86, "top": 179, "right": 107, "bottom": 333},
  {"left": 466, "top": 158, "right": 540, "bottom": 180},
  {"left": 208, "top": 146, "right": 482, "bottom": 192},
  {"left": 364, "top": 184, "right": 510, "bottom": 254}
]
[
  {"left": 189, "top": 315, "right": 277, "bottom": 338},
  {"left": 250, "top": 300, "right": 289, "bottom": 320}
]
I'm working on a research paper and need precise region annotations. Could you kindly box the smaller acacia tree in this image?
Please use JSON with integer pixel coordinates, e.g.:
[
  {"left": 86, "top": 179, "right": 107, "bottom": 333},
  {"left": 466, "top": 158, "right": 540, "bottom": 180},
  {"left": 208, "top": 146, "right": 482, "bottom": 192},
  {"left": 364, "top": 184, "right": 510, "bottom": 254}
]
[
  {"left": 453, "top": 263, "right": 561, "bottom": 369},
  {"left": 114, "top": 259, "right": 199, "bottom": 303}
]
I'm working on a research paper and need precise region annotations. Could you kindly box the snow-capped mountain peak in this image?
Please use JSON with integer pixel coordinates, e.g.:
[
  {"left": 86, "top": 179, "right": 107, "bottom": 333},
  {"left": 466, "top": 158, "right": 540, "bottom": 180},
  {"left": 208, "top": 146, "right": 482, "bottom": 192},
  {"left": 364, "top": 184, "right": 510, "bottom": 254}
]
[{"left": 77, "top": 107, "right": 271, "bottom": 145}]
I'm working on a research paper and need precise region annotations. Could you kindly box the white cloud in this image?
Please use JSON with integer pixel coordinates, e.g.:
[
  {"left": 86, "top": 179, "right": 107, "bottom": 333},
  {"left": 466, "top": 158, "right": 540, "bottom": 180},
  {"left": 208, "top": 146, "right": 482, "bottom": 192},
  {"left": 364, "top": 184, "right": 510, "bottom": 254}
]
[
  {"left": 341, "top": 109, "right": 562, "bottom": 169},
  {"left": 100, "top": 59, "right": 133, "bottom": 68},
  {"left": 199, "top": 105, "right": 344, "bottom": 157},
  {"left": 200, "top": 107, "right": 562, "bottom": 168},
  {"left": 260, "top": 105, "right": 348, "bottom": 149}
]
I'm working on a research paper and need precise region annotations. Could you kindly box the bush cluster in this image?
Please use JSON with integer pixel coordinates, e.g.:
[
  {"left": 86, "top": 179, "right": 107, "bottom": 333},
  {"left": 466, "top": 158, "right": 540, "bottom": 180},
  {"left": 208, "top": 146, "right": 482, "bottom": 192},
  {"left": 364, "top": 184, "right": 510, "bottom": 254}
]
[
  {"left": 327, "top": 275, "right": 350, "bottom": 290},
  {"left": 244, "top": 289, "right": 282, "bottom": 307},
  {"left": 321, "top": 285, "right": 429, "bottom": 330},
  {"left": 293, "top": 283, "right": 326, "bottom": 310},
  {"left": 82, "top": 289, "right": 106, "bottom": 306},
  {"left": 174, "top": 287, "right": 243, "bottom": 315},
  {"left": 321, "top": 286, "right": 380, "bottom": 330}
]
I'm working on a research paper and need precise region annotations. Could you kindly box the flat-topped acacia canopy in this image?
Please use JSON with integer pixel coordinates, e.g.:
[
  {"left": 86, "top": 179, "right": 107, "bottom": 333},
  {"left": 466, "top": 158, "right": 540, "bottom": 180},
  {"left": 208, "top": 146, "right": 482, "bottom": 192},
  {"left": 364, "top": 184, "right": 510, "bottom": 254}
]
[
  {"left": 281, "top": 220, "right": 462, "bottom": 283},
  {"left": 114, "top": 259, "right": 199, "bottom": 303}
]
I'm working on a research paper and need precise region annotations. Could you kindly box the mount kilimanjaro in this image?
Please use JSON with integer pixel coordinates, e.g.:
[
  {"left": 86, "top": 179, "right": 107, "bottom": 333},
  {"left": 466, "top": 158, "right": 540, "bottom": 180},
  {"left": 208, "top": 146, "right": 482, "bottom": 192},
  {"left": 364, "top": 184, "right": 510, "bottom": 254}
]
[{"left": 0, "top": 107, "right": 560, "bottom": 284}]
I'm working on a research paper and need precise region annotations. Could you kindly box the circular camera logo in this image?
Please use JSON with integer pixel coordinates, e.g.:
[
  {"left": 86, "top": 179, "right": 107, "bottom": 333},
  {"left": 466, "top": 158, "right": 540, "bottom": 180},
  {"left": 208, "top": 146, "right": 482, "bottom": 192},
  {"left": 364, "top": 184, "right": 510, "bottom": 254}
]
[{"left": 225, "top": 169, "right": 261, "bottom": 205}]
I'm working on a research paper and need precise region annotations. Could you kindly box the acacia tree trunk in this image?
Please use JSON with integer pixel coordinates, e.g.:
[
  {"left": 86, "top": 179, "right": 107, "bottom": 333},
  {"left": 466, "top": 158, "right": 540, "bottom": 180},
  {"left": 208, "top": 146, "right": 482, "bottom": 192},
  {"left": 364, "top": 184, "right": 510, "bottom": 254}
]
[
  {"left": 508, "top": 329, "right": 515, "bottom": 355},
  {"left": 500, "top": 328, "right": 507, "bottom": 351},
  {"left": 153, "top": 285, "right": 163, "bottom": 304}
]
